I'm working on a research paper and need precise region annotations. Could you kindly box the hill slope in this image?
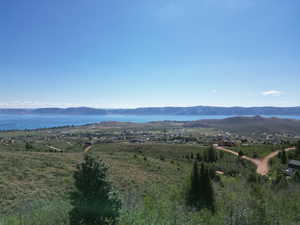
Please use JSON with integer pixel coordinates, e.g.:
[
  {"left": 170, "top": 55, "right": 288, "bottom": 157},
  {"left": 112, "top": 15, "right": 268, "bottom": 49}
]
[{"left": 184, "top": 116, "right": 300, "bottom": 135}]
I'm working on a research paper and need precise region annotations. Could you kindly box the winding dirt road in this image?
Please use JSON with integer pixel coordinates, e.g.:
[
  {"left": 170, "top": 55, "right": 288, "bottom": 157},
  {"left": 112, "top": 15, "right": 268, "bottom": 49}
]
[{"left": 214, "top": 144, "right": 296, "bottom": 175}]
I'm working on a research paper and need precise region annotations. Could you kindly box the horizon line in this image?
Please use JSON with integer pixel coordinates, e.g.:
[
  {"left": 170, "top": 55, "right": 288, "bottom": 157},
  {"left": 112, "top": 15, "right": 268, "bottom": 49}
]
[{"left": 0, "top": 105, "right": 300, "bottom": 110}]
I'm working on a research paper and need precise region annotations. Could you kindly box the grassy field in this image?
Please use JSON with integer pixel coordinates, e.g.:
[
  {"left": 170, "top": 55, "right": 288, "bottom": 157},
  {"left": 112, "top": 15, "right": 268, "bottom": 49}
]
[
  {"left": 230, "top": 144, "right": 291, "bottom": 158},
  {"left": 0, "top": 143, "right": 198, "bottom": 215},
  {"left": 0, "top": 140, "right": 256, "bottom": 215},
  {"left": 0, "top": 123, "right": 299, "bottom": 225}
]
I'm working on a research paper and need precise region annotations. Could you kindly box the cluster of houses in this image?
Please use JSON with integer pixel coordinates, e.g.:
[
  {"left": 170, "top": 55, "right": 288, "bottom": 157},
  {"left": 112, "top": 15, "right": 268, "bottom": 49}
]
[
  {"left": 215, "top": 133, "right": 254, "bottom": 147},
  {"left": 0, "top": 138, "right": 15, "bottom": 145},
  {"left": 285, "top": 160, "right": 300, "bottom": 176}
]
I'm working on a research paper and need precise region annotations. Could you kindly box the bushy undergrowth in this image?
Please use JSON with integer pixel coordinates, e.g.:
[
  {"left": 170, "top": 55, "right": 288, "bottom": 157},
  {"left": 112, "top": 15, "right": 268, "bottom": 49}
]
[
  {"left": 0, "top": 200, "right": 71, "bottom": 225},
  {"left": 1, "top": 144, "right": 300, "bottom": 225},
  {"left": 2, "top": 176, "right": 300, "bottom": 225}
]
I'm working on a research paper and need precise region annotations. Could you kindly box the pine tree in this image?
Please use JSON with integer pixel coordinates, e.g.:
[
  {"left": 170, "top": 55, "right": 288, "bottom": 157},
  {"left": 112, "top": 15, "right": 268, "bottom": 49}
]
[
  {"left": 219, "top": 151, "right": 224, "bottom": 159},
  {"left": 196, "top": 153, "right": 202, "bottom": 162},
  {"left": 296, "top": 141, "right": 300, "bottom": 156},
  {"left": 186, "top": 162, "right": 215, "bottom": 212},
  {"left": 69, "top": 154, "right": 121, "bottom": 225},
  {"left": 191, "top": 152, "right": 194, "bottom": 160},
  {"left": 198, "top": 163, "right": 206, "bottom": 208},
  {"left": 203, "top": 167, "right": 215, "bottom": 213},
  {"left": 187, "top": 161, "right": 200, "bottom": 208},
  {"left": 281, "top": 150, "right": 287, "bottom": 164},
  {"left": 238, "top": 150, "right": 244, "bottom": 157},
  {"left": 278, "top": 151, "right": 282, "bottom": 159},
  {"left": 207, "top": 145, "right": 217, "bottom": 163}
]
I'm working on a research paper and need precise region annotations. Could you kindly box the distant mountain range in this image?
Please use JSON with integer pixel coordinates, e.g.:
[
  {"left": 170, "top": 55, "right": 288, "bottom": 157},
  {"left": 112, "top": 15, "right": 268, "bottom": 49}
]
[{"left": 0, "top": 106, "right": 300, "bottom": 115}]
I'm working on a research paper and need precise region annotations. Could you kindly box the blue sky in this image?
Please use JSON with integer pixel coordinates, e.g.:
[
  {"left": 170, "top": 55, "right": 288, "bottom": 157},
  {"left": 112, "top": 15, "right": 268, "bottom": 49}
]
[{"left": 0, "top": 0, "right": 299, "bottom": 108}]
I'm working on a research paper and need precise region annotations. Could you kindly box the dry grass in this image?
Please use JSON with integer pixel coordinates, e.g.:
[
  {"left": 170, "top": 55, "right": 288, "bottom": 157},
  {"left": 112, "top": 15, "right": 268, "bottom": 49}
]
[{"left": 0, "top": 144, "right": 191, "bottom": 215}]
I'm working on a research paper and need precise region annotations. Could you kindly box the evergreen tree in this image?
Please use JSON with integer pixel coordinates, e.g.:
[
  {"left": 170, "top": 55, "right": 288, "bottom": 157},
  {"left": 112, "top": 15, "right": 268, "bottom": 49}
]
[
  {"left": 187, "top": 161, "right": 200, "bottom": 208},
  {"left": 69, "top": 154, "right": 121, "bottom": 225},
  {"left": 238, "top": 150, "right": 244, "bottom": 157},
  {"left": 207, "top": 146, "right": 217, "bottom": 163},
  {"left": 203, "top": 166, "right": 215, "bottom": 213},
  {"left": 186, "top": 162, "right": 215, "bottom": 212},
  {"left": 163, "top": 128, "right": 167, "bottom": 142},
  {"left": 199, "top": 163, "right": 206, "bottom": 208},
  {"left": 196, "top": 153, "right": 202, "bottom": 162},
  {"left": 277, "top": 151, "right": 282, "bottom": 159},
  {"left": 190, "top": 152, "right": 194, "bottom": 160},
  {"left": 296, "top": 141, "right": 300, "bottom": 156},
  {"left": 281, "top": 150, "right": 287, "bottom": 164},
  {"left": 219, "top": 151, "right": 224, "bottom": 159}
]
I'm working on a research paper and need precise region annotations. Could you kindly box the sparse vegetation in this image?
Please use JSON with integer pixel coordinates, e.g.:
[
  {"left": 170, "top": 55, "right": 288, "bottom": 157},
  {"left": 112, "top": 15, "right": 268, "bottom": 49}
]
[
  {"left": 0, "top": 121, "right": 299, "bottom": 225},
  {"left": 69, "top": 154, "right": 121, "bottom": 225}
]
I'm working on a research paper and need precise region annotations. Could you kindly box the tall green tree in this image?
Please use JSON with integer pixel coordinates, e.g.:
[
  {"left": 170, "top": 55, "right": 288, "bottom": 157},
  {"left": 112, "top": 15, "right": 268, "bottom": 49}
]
[
  {"left": 207, "top": 145, "right": 217, "bottom": 163},
  {"left": 196, "top": 153, "right": 202, "bottom": 161},
  {"left": 190, "top": 152, "right": 194, "bottom": 160},
  {"left": 186, "top": 162, "right": 215, "bottom": 212},
  {"left": 69, "top": 154, "right": 121, "bottom": 225},
  {"left": 281, "top": 150, "right": 287, "bottom": 164},
  {"left": 187, "top": 161, "right": 200, "bottom": 208},
  {"left": 202, "top": 166, "right": 215, "bottom": 213},
  {"left": 296, "top": 141, "right": 300, "bottom": 156}
]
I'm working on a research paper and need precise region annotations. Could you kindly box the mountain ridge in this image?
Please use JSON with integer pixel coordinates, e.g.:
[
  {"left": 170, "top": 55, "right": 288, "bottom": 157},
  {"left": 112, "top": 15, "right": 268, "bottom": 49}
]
[{"left": 1, "top": 106, "right": 300, "bottom": 115}]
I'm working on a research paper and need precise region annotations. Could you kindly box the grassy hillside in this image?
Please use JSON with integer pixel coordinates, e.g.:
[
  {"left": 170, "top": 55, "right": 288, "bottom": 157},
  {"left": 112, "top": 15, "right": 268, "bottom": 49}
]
[
  {"left": 0, "top": 121, "right": 300, "bottom": 225},
  {"left": 184, "top": 116, "right": 300, "bottom": 136},
  {"left": 0, "top": 145, "right": 191, "bottom": 215}
]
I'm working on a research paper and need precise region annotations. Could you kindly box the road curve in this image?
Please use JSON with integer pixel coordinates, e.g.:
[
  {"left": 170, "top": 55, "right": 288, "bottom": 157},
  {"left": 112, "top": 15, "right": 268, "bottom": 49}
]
[
  {"left": 256, "top": 147, "right": 295, "bottom": 175},
  {"left": 214, "top": 144, "right": 296, "bottom": 175}
]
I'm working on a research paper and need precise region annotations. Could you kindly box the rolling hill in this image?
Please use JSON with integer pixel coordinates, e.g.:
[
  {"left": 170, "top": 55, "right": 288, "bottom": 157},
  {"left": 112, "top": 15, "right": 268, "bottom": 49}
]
[{"left": 184, "top": 116, "right": 300, "bottom": 135}]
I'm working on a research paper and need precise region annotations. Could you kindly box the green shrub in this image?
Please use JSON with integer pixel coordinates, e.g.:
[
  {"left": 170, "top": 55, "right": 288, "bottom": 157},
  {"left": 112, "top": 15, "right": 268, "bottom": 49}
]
[{"left": 69, "top": 154, "right": 121, "bottom": 225}]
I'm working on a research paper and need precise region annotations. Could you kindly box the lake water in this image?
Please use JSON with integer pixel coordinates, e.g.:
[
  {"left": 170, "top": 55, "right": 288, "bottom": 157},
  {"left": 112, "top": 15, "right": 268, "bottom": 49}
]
[{"left": 0, "top": 114, "right": 299, "bottom": 131}]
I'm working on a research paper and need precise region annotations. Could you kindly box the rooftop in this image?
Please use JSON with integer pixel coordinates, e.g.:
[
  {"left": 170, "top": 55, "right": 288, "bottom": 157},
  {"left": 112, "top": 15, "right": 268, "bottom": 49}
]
[{"left": 288, "top": 160, "right": 300, "bottom": 167}]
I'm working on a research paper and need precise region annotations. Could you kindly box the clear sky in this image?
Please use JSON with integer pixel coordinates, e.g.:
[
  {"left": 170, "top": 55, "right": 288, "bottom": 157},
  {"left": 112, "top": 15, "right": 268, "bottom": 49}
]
[{"left": 0, "top": 0, "right": 299, "bottom": 108}]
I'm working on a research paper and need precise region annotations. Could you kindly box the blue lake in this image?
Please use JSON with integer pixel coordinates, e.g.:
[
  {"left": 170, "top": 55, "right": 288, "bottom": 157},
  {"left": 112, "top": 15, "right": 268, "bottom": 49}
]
[{"left": 0, "top": 114, "right": 299, "bottom": 131}]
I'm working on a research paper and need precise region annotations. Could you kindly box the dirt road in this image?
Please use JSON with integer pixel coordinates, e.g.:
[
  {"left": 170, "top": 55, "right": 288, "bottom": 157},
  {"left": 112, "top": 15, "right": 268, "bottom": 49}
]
[{"left": 214, "top": 145, "right": 296, "bottom": 175}]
